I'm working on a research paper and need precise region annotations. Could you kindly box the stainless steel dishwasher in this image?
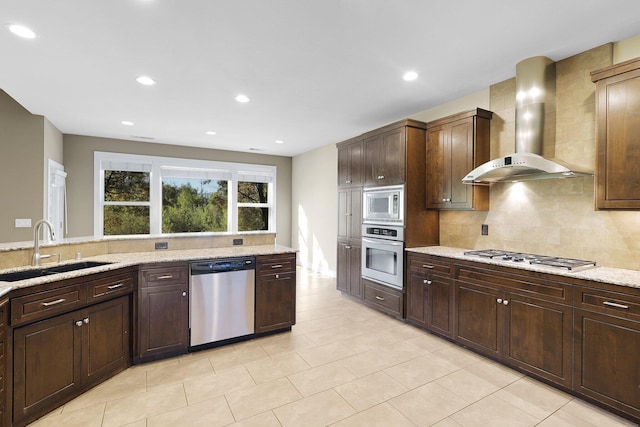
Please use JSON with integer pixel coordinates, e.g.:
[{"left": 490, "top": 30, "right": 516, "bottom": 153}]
[{"left": 189, "top": 256, "right": 255, "bottom": 349}]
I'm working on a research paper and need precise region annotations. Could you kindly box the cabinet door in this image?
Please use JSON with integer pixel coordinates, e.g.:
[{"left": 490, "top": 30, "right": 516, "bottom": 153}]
[
  {"left": 574, "top": 309, "right": 640, "bottom": 419},
  {"left": 455, "top": 280, "right": 502, "bottom": 358},
  {"left": 337, "top": 241, "right": 362, "bottom": 298},
  {"left": 448, "top": 119, "right": 474, "bottom": 209},
  {"left": 426, "top": 276, "right": 453, "bottom": 337},
  {"left": 138, "top": 285, "right": 189, "bottom": 360},
  {"left": 594, "top": 65, "right": 640, "bottom": 209},
  {"left": 255, "top": 272, "right": 296, "bottom": 334},
  {"left": 337, "top": 188, "right": 362, "bottom": 240},
  {"left": 338, "top": 139, "right": 364, "bottom": 187},
  {"left": 426, "top": 127, "right": 448, "bottom": 208},
  {"left": 364, "top": 129, "right": 406, "bottom": 186},
  {"left": 406, "top": 268, "right": 427, "bottom": 327},
  {"left": 503, "top": 293, "right": 572, "bottom": 387},
  {"left": 83, "top": 296, "right": 130, "bottom": 386},
  {"left": 13, "top": 311, "right": 82, "bottom": 425}
]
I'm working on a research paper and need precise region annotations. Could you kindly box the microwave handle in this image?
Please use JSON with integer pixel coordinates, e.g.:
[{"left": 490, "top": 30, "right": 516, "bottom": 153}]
[{"left": 362, "top": 237, "right": 403, "bottom": 246}]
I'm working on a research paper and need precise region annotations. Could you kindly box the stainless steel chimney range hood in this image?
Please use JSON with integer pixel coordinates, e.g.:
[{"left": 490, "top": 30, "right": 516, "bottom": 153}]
[{"left": 462, "top": 56, "right": 593, "bottom": 184}]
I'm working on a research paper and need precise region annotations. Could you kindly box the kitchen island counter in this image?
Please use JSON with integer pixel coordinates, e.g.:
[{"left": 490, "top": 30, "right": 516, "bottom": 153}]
[{"left": 407, "top": 246, "right": 640, "bottom": 290}]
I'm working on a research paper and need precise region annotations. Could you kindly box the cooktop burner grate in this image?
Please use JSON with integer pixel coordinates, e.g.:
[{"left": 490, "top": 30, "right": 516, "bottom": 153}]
[{"left": 463, "top": 249, "right": 596, "bottom": 270}]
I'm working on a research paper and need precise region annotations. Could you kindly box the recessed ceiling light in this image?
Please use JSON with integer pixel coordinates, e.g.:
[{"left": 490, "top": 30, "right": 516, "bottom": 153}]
[
  {"left": 403, "top": 71, "right": 418, "bottom": 81},
  {"left": 235, "top": 94, "right": 250, "bottom": 103},
  {"left": 136, "top": 76, "right": 156, "bottom": 86},
  {"left": 275, "top": 140, "right": 284, "bottom": 144},
  {"left": 205, "top": 131, "right": 216, "bottom": 135},
  {"left": 7, "top": 24, "right": 36, "bottom": 39},
  {"left": 121, "top": 121, "right": 134, "bottom": 126}
]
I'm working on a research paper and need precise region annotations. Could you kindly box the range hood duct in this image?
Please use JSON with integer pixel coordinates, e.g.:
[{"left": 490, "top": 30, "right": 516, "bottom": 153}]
[{"left": 462, "top": 56, "right": 593, "bottom": 184}]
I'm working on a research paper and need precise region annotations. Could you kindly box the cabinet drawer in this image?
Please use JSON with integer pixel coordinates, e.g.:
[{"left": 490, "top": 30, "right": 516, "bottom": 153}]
[
  {"left": 408, "top": 254, "right": 452, "bottom": 277},
  {"left": 11, "top": 284, "right": 86, "bottom": 325},
  {"left": 257, "top": 254, "right": 295, "bottom": 275},
  {"left": 576, "top": 287, "right": 640, "bottom": 319},
  {"left": 140, "top": 265, "right": 188, "bottom": 287},
  {"left": 88, "top": 272, "right": 135, "bottom": 301},
  {"left": 363, "top": 280, "right": 402, "bottom": 316}
]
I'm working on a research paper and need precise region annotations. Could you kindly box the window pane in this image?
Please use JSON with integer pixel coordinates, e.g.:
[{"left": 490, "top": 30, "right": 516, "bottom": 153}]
[
  {"left": 104, "top": 171, "right": 150, "bottom": 202},
  {"left": 162, "top": 178, "right": 228, "bottom": 233},
  {"left": 238, "top": 207, "right": 269, "bottom": 231},
  {"left": 104, "top": 206, "right": 150, "bottom": 235},
  {"left": 238, "top": 182, "right": 268, "bottom": 203}
]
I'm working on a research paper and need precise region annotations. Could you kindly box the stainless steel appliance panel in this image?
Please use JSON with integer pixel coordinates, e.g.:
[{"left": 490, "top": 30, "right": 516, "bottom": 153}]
[{"left": 190, "top": 258, "right": 255, "bottom": 347}]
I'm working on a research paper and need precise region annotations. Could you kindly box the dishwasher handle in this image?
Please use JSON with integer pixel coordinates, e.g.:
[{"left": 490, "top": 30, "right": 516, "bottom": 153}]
[{"left": 190, "top": 257, "right": 255, "bottom": 275}]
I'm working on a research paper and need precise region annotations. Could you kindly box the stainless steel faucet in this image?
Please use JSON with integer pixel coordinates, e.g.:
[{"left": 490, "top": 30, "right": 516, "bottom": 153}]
[{"left": 33, "top": 219, "right": 56, "bottom": 266}]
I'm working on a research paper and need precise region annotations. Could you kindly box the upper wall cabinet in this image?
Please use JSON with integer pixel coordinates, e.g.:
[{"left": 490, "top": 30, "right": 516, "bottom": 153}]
[
  {"left": 362, "top": 119, "right": 426, "bottom": 187},
  {"left": 337, "top": 137, "right": 364, "bottom": 187},
  {"left": 591, "top": 57, "right": 640, "bottom": 209},
  {"left": 425, "top": 108, "right": 492, "bottom": 210}
]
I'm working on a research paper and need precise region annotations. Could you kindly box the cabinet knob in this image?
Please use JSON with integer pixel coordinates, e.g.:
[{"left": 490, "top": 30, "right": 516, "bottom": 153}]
[
  {"left": 345, "top": 245, "right": 351, "bottom": 249},
  {"left": 345, "top": 180, "right": 352, "bottom": 184},
  {"left": 442, "top": 198, "right": 451, "bottom": 202},
  {"left": 497, "top": 298, "right": 503, "bottom": 304},
  {"left": 275, "top": 274, "right": 280, "bottom": 279},
  {"left": 503, "top": 300, "right": 509, "bottom": 306},
  {"left": 75, "top": 320, "right": 83, "bottom": 327},
  {"left": 83, "top": 317, "right": 89, "bottom": 324},
  {"left": 423, "top": 280, "right": 432, "bottom": 285},
  {"left": 182, "top": 291, "right": 187, "bottom": 297},
  {"left": 377, "top": 175, "right": 385, "bottom": 180}
]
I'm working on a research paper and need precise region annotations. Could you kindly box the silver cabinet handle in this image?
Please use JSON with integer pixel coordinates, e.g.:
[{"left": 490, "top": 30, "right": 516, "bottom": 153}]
[
  {"left": 157, "top": 275, "right": 174, "bottom": 280},
  {"left": 107, "top": 283, "right": 124, "bottom": 290},
  {"left": 375, "top": 295, "right": 385, "bottom": 301},
  {"left": 423, "top": 280, "right": 432, "bottom": 285},
  {"left": 42, "top": 298, "right": 66, "bottom": 307},
  {"left": 345, "top": 245, "right": 352, "bottom": 249},
  {"left": 497, "top": 298, "right": 503, "bottom": 304},
  {"left": 83, "top": 317, "right": 89, "bottom": 324},
  {"left": 503, "top": 300, "right": 509, "bottom": 306},
  {"left": 422, "top": 264, "right": 434, "bottom": 269},
  {"left": 271, "top": 264, "right": 283, "bottom": 269},
  {"left": 182, "top": 291, "right": 187, "bottom": 297},
  {"left": 345, "top": 180, "right": 352, "bottom": 184},
  {"left": 603, "top": 301, "right": 629, "bottom": 309},
  {"left": 75, "top": 320, "right": 83, "bottom": 327}
]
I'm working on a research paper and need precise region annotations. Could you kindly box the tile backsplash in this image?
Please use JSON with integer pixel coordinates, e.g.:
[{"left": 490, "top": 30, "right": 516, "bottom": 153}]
[{"left": 440, "top": 44, "right": 640, "bottom": 271}]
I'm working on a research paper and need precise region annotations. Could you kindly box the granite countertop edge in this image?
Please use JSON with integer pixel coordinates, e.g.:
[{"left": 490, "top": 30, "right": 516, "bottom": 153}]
[
  {"left": 406, "top": 246, "right": 640, "bottom": 290},
  {"left": 0, "top": 244, "right": 297, "bottom": 296}
]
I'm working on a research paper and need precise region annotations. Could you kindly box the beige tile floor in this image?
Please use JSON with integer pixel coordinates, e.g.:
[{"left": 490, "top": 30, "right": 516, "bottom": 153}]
[{"left": 30, "top": 268, "right": 637, "bottom": 427}]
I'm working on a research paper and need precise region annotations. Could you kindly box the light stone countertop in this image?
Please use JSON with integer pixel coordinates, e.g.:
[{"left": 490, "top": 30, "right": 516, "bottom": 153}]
[
  {"left": 0, "top": 244, "right": 297, "bottom": 297},
  {"left": 407, "top": 246, "right": 640, "bottom": 290}
]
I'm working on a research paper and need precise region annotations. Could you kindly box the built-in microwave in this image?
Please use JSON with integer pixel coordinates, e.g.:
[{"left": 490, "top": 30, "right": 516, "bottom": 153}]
[{"left": 362, "top": 185, "right": 404, "bottom": 225}]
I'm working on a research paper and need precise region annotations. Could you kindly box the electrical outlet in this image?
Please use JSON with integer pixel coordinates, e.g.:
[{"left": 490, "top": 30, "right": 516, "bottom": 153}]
[
  {"left": 155, "top": 241, "right": 168, "bottom": 250},
  {"left": 233, "top": 238, "right": 243, "bottom": 246},
  {"left": 481, "top": 224, "right": 489, "bottom": 235},
  {"left": 15, "top": 218, "right": 32, "bottom": 228}
]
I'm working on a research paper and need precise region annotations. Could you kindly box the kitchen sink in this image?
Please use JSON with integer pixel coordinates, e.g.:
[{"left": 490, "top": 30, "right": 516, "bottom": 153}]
[{"left": 0, "top": 261, "right": 112, "bottom": 282}]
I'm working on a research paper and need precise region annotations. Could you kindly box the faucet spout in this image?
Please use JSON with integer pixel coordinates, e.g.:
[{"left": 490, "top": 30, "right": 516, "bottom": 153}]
[{"left": 33, "top": 219, "right": 56, "bottom": 266}]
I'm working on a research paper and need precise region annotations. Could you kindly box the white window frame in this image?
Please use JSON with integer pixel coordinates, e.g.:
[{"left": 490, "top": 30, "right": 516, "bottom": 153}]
[{"left": 94, "top": 151, "right": 276, "bottom": 238}]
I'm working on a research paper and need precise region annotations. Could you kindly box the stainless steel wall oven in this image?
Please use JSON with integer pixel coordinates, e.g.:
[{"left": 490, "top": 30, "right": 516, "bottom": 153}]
[{"left": 361, "top": 224, "right": 404, "bottom": 290}]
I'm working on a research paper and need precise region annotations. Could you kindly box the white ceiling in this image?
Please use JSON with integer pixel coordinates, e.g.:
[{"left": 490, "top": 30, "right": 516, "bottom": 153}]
[{"left": 2, "top": 1, "right": 640, "bottom": 157}]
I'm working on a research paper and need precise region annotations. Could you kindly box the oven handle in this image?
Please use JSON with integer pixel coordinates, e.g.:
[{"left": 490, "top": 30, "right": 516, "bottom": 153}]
[{"left": 362, "top": 237, "right": 404, "bottom": 246}]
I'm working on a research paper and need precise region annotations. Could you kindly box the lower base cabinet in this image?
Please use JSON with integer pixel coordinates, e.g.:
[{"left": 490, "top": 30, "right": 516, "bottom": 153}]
[
  {"left": 12, "top": 296, "right": 130, "bottom": 426},
  {"left": 336, "top": 241, "right": 362, "bottom": 298},
  {"left": 255, "top": 254, "right": 297, "bottom": 334},
  {"left": 363, "top": 279, "right": 404, "bottom": 318}
]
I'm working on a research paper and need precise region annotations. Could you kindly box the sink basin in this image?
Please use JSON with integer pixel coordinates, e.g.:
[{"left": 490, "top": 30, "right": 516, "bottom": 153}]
[
  {"left": 44, "top": 261, "right": 112, "bottom": 274},
  {"left": 0, "top": 261, "right": 112, "bottom": 282}
]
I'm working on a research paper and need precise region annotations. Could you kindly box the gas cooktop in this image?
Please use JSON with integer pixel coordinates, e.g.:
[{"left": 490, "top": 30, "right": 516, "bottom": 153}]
[{"left": 463, "top": 249, "right": 596, "bottom": 271}]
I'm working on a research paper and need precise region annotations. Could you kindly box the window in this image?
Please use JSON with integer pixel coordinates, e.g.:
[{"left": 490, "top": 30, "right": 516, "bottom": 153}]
[{"left": 94, "top": 152, "right": 275, "bottom": 237}]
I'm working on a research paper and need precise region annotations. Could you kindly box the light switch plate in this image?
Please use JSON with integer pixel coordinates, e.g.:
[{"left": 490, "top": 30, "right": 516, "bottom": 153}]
[{"left": 15, "top": 218, "right": 32, "bottom": 228}]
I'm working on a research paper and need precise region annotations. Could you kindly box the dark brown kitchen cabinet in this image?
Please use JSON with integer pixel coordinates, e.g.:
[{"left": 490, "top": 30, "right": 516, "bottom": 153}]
[
  {"left": 591, "top": 57, "right": 640, "bottom": 209},
  {"left": 454, "top": 263, "right": 573, "bottom": 388},
  {"left": 337, "top": 137, "right": 364, "bottom": 187},
  {"left": 362, "top": 279, "right": 403, "bottom": 319},
  {"left": 137, "top": 263, "right": 189, "bottom": 362},
  {"left": 426, "top": 109, "right": 491, "bottom": 210},
  {"left": 364, "top": 126, "right": 406, "bottom": 187},
  {"left": 12, "top": 295, "right": 129, "bottom": 426},
  {"left": 406, "top": 254, "right": 454, "bottom": 337},
  {"left": 0, "top": 298, "right": 7, "bottom": 427},
  {"left": 255, "top": 254, "right": 296, "bottom": 334},
  {"left": 336, "top": 240, "right": 361, "bottom": 298},
  {"left": 337, "top": 187, "right": 362, "bottom": 240},
  {"left": 574, "top": 285, "right": 640, "bottom": 421}
]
